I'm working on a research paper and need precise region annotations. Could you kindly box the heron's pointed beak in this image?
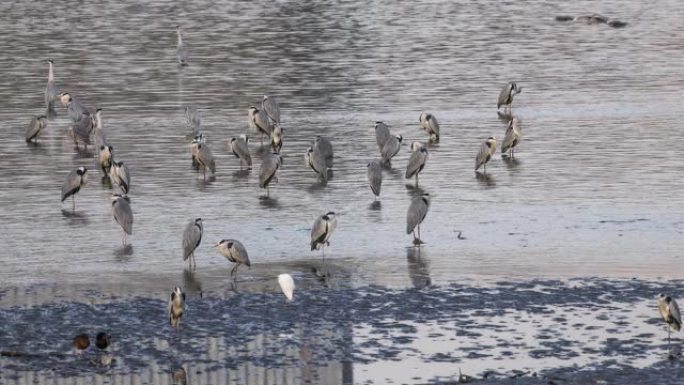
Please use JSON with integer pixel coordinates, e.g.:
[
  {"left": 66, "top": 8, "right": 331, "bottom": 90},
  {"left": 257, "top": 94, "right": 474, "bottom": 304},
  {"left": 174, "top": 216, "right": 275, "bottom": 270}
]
[{"left": 213, "top": 243, "right": 220, "bottom": 248}]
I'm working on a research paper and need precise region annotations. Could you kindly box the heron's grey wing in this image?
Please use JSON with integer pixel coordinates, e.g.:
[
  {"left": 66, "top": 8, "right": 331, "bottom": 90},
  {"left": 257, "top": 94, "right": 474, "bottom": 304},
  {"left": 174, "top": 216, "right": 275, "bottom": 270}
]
[
  {"left": 263, "top": 97, "right": 280, "bottom": 124},
  {"left": 182, "top": 223, "right": 200, "bottom": 260},
  {"left": 497, "top": 83, "right": 512, "bottom": 108},
  {"left": 311, "top": 150, "right": 328, "bottom": 177},
  {"left": 198, "top": 146, "right": 216, "bottom": 173},
  {"left": 232, "top": 241, "right": 251, "bottom": 266},
  {"left": 69, "top": 99, "right": 89, "bottom": 122},
  {"left": 259, "top": 157, "right": 277, "bottom": 188},
  {"left": 671, "top": 300, "right": 682, "bottom": 330},
  {"left": 381, "top": 138, "right": 400, "bottom": 162},
  {"left": 428, "top": 115, "right": 440, "bottom": 136},
  {"left": 405, "top": 149, "right": 427, "bottom": 179},
  {"left": 367, "top": 161, "right": 382, "bottom": 196},
  {"left": 501, "top": 126, "right": 516, "bottom": 153},
  {"left": 314, "top": 138, "right": 333, "bottom": 166},
  {"left": 375, "top": 124, "right": 391, "bottom": 149},
  {"left": 235, "top": 140, "right": 252, "bottom": 166},
  {"left": 310, "top": 216, "right": 327, "bottom": 250},
  {"left": 114, "top": 199, "right": 133, "bottom": 234},
  {"left": 120, "top": 164, "right": 131, "bottom": 192},
  {"left": 61, "top": 170, "right": 80, "bottom": 201},
  {"left": 406, "top": 198, "right": 428, "bottom": 234},
  {"left": 26, "top": 117, "right": 41, "bottom": 141},
  {"left": 255, "top": 111, "right": 272, "bottom": 137},
  {"left": 475, "top": 142, "right": 490, "bottom": 170}
]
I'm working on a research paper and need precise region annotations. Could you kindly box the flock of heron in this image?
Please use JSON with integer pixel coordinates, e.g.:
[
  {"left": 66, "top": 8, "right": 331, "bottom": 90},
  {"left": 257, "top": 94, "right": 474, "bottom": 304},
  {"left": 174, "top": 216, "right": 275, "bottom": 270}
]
[{"left": 22, "top": 26, "right": 681, "bottom": 359}]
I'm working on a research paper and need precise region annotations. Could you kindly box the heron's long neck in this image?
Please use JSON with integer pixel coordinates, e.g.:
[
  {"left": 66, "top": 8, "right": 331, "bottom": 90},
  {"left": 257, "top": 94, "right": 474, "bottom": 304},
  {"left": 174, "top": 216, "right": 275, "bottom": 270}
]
[
  {"left": 177, "top": 30, "right": 183, "bottom": 45},
  {"left": 48, "top": 63, "right": 54, "bottom": 81},
  {"left": 95, "top": 113, "right": 103, "bottom": 129}
]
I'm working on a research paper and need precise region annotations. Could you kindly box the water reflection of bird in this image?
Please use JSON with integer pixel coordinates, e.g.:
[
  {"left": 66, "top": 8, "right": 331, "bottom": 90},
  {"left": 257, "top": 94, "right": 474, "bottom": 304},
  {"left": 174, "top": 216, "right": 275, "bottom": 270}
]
[
  {"left": 406, "top": 247, "right": 431, "bottom": 289},
  {"left": 168, "top": 287, "right": 186, "bottom": 330},
  {"left": 657, "top": 293, "right": 681, "bottom": 351},
  {"left": 311, "top": 212, "right": 337, "bottom": 258},
  {"left": 176, "top": 26, "right": 188, "bottom": 66},
  {"left": 407, "top": 193, "right": 430, "bottom": 246},
  {"left": 73, "top": 333, "right": 90, "bottom": 355},
  {"left": 278, "top": 273, "right": 295, "bottom": 302},
  {"left": 182, "top": 218, "right": 203, "bottom": 270},
  {"left": 214, "top": 239, "right": 251, "bottom": 281}
]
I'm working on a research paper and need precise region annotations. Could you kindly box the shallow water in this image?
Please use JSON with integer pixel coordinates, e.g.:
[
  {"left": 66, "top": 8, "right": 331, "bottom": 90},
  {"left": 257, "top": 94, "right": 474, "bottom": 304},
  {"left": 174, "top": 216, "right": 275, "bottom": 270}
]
[{"left": 1, "top": 0, "right": 684, "bottom": 383}]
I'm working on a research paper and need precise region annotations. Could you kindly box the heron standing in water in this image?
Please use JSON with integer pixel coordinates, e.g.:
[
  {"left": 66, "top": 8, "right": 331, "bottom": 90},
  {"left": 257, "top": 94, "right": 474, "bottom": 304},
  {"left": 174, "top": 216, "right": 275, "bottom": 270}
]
[
  {"left": 367, "top": 159, "right": 383, "bottom": 200},
  {"left": 381, "top": 134, "right": 403, "bottom": 166},
  {"left": 501, "top": 118, "right": 521, "bottom": 157},
  {"left": 168, "top": 287, "right": 186, "bottom": 330},
  {"left": 407, "top": 193, "right": 430, "bottom": 246},
  {"left": 25, "top": 115, "right": 48, "bottom": 143},
  {"left": 109, "top": 160, "right": 130, "bottom": 194},
  {"left": 259, "top": 153, "right": 283, "bottom": 197},
  {"left": 230, "top": 135, "right": 252, "bottom": 169},
  {"left": 45, "top": 60, "right": 57, "bottom": 117},
  {"left": 475, "top": 137, "right": 497, "bottom": 174},
  {"left": 419, "top": 112, "right": 440, "bottom": 141},
  {"left": 248, "top": 106, "right": 272, "bottom": 144},
  {"left": 111, "top": 193, "right": 133, "bottom": 245},
  {"left": 61, "top": 166, "right": 88, "bottom": 211},
  {"left": 497, "top": 82, "right": 522, "bottom": 112},
  {"left": 262, "top": 95, "right": 281, "bottom": 125},
  {"left": 405, "top": 141, "right": 428, "bottom": 186},
  {"left": 658, "top": 293, "right": 681, "bottom": 351},
  {"left": 311, "top": 212, "right": 337, "bottom": 258},
  {"left": 182, "top": 218, "right": 203, "bottom": 270}
]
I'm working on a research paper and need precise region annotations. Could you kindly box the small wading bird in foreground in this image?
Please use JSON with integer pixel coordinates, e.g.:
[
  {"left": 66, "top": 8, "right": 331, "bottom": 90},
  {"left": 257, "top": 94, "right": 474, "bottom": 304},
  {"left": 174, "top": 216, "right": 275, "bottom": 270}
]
[
  {"left": 405, "top": 141, "right": 428, "bottom": 186},
  {"left": 501, "top": 118, "right": 521, "bottom": 157},
  {"left": 657, "top": 293, "right": 681, "bottom": 352},
  {"left": 168, "top": 287, "right": 186, "bottom": 330},
  {"left": 278, "top": 273, "right": 295, "bottom": 302}
]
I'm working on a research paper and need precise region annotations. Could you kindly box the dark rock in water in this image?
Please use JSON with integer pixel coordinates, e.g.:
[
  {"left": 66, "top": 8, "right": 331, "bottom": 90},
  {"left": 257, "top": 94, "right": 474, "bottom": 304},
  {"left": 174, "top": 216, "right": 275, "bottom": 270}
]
[
  {"left": 554, "top": 14, "right": 627, "bottom": 28},
  {"left": 607, "top": 20, "right": 628, "bottom": 28},
  {"left": 555, "top": 15, "right": 574, "bottom": 22}
]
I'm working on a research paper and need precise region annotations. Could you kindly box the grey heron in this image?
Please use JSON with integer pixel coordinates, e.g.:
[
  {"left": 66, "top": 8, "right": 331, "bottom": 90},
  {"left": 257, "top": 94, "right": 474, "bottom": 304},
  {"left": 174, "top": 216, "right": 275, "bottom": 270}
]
[
  {"left": 248, "top": 106, "right": 272, "bottom": 144},
  {"left": 374, "top": 121, "right": 391, "bottom": 150},
  {"left": 367, "top": 159, "right": 383, "bottom": 200},
  {"left": 475, "top": 137, "right": 497, "bottom": 173},
  {"left": 109, "top": 160, "right": 130, "bottom": 194},
  {"left": 214, "top": 239, "right": 251, "bottom": 280},
  {"left": 230, "top": 134, "right": 252, "bottom": 169},
  {"left": 176, "top": 26, "right": 188, "bottom": 66},
  {"left": 305, "top": 146, "right": 328, "bottom": 181},
  {"left": 278, "top": 273, "right": 295, "bottom": 302},
  {"left": 45, "top": 60, "right": 57, "bottom": 116},
  {"left": 72, "top": 334, "right": 90, "bottom": 355},
  {"left": 658, "top": 293, "right": 681, "bottom": 350},
  {"left": 314, "top": 136, "right": 333, "bottom": 168},
  {"left": 185, "top": 106, "right": 201, "bottom": 134},
  {"left": 262, "top": 94, "right": 281, "bottom": 125},
  {"left": 258, "top": 153, "right": 283, "bottom": 197},
  {"left": 405, "top": 141, "right": 428, "bottom": 185},
  {"left": 93, "top": 108, "right": 106, "bottom": 148},
  {"left": 407, "top": 192, "right": 430, "bottom": 246},
  {"left": 194, "top": 142, "right": 216, "bottom": 181},
  {"left": 25, "top": 115, "right": 48, "bottom": 143},
  {"left": 99, "top": 145, "right": 113, "bottom": 175},
  {"left": 182, "top": 218, "right": 203, "bottom": 270},
  {"left": 58, "top": 92, "right": 91, "bottom": 123},
  {"left": 311, "top": 211, "right": 337, "bottom": 257},
  {"left": 70, "top": 114, "right": 95, "bottom": 150},
  {"left": 497, "top": 82, "right": 522, "bottom": 112},
  {"left": 168, "top": 287, "right": 186, "bottom": 330},
  {"left": 419, "top": 112, "right": 440, "bottom": 141},
  {"left": 381, "top": 134, "right": 403, "bottom": 165},
  {"left": 111, "top": 193, "right": 133, "bottom": 245},
  {"left": 95, "top": 332, "right": 110, "bottom": 350},
  {"left": 501, "top": 118, "right": 521, "bottom": 157},
  {"left": 61, "top": 166, "right": 88, "bottom": 211},
  {"left": 190, "top": 133, "right": 205, "bottom": 170},
  {"left": 271, "top": 124, "right": 282, "bottom": 154}
]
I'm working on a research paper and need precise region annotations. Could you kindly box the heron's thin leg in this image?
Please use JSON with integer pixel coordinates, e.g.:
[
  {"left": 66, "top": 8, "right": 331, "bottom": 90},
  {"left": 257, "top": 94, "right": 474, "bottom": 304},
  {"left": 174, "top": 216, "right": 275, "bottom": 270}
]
[
  {"left": 418, "top": 225, "right": 421, "bottom": 243},
  {"left": 72, "top": 196, "right": 76, "bottom": 211},
  {"left": 415, "top": 174, "right": 419, "bottom": 187}
]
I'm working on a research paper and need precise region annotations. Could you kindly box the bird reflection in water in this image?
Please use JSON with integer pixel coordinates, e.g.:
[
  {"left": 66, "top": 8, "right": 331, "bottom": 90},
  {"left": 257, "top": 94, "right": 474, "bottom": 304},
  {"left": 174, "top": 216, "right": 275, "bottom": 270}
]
[
  {"left": 406, "top": 247, "right": 431, "bottom": 289},
  {"left": 182, "top": 268, "right": 203, "bottom": 298},
  {"left": 114, "top": 244, "right": 134, "bottom": 259},
  {"left": 171, "top": 364, "right": 188, "bottom": 385},
  {"left": 502, "top": 155, "right": 522, "bottom": 170},
  {"left": 258, "top": 196, "right": 280, "bottom": 209},
  {"left": 475, "top": 171, "right": 496, "bottom": 187}
]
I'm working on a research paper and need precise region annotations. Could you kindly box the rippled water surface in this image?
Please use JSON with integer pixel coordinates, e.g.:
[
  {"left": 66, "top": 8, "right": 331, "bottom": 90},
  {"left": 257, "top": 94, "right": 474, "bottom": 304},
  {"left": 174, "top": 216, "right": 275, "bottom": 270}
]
[{"left": 1, "top": 0, "right": 683, "bottom": 383}]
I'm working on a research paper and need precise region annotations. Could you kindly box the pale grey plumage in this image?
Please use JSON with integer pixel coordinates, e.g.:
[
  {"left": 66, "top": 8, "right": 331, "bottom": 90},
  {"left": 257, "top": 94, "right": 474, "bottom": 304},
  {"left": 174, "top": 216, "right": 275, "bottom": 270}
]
[
  {"left": 185, "top": 106, "right": 200, "bottom": 133},
  {"left": 310, "top": 212, "right": 337, "bottom": 255},
  {"left": 497, "top": 82, "right": 522, "bottom": 110},
  {"left": 61, "top": 166, "right": 88, "bottom": 211},
  {"left": 111, "top": 194, "right": 133, "bottom": 245},
  {"left": 230, "top": 135, "right": 252, "bottom": 169},
  {"left": 405, "top": 142, "right": 428, "bottom": 183},
  {"left": 214, "top": 239, "right": 251, "bottom": 279},
  {"left": 168, "top": 287, "right": 185, "bottom": 330},
  {"left": 419, "top": 112, "right": 440, "bottom": 141},
  {"left": 248, "top": 106, "right": 272, "bottom": 142},
  {"left": 381, "top": 134, "right": 403, "bottom": 165},
  {"left": 59, "top": 93, "right": 91, "bottom": 123},
  {"left": 367, "top": 160, "right": 383, "bottom": 199},
  {"left": 26, "top": 115, "right": 48, "bottom": 143},
  {"left": 262, "top": 95, "right": 281, "bottom": 124},
  {"left": 195, "top": 143, "right": 215, "bottom": 180},
  {"left": 70, "top": 114, "right": 94, "bottom": 148},
  {"left": 99, "top": 145, "right": 113, "bottom": 175},
  {"left": 109, "top": 161, "right": 130, "bottom": 194},
  {"left": 305, "top": 146, "right": 328, "bottom": 181},
  {"left": 271, "top": 124, "right": 282, "bottom": 154},
  {"left": 182, "top": 218, "right": 203, "bottom": 269},
  {"left": 176, "top": 26, "right": 188, "bottom": 66},
  {"left": 259, "top": 153, "right": 283, "bottom": 196},
  {"left": 501, "top": 118, "right": 522, "bottom": 156},
  {"left": 475, "top": 137, "right": 497, "bottom": 173},
  {"left": 45, "top": 60, "right": 57, "bottom": 114},
  {"left": 658, "top": 293, "right": 681, "bottom": 349},
  {"left": 406, "top": 193, "right": 430, "bottom": 245},
  {"left": 313, "top": 136, "right": 333, "bottom": 168},
  {"left": 374, "top": 121, "right": 391, "bottom": 150}
]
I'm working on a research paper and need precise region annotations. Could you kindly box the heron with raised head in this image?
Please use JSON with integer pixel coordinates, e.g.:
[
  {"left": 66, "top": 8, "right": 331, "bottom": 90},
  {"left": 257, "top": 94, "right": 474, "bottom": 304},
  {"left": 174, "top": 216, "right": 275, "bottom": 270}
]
[
  {"left": 367, "top": 159, "right": 383, "bottom": 200},
  {"left": 658, "top": 293, "right": 681, "bottom": 350},
  {"left": 111, "top": 193, "right": 133, "bottom": 245},
  {"left": 311, "top": 211, "right": 337, "bottom": 258},
  {"left": 230, "top": 134, "right": 252, "bottom": 169},
  {"left": 497, "top": 82, "right": 522, "bottom": 112},
  {"left": 501, "top": 118, "right": 521, "bottom": 157},
  {"left": 182, "top": 218, "right": 203, "bottom": 270},
  {"left": 248, "top": 106, "right": 272, "bottom": 144},
  {"left": 25, "top": 115, "right": 48, "bottom": 143},
  {"left": 176, "top": 26, "right": 188, "bottom": 66},
  {"left": 475, "top": 137, "right": 497, "bottom": 173},
  {"left": 405, "top": 141, "right": 428, "bottom": 185},
  {"left": 214, "top": 239, "right": 251, "bottom": 281},
  {"left": 192, "top": 139, "right": 215, "bottom": 181},
  {"left": 407, "top": 192, "right": 430, "bottom": 246},
  {"left": 45, "top": 60, "right": 57, "bottom": 116},
  {"left": 168, "top": 287, "right": 186, "bottom": 330},
  {"left": 262, "top": 95, "right": 281, "bottom": 125},
  {"left": 278, "top": 273, "right": 295, "bottom": 302},
  {"left": 61, "top": 166, "right": 88, "bottom": 211},
  {"left": 419, "top": 112, "right": 440, "bottom": 141},
  {"left": 381, "top": 134, "right": 403, "bottom": 165},
  {"left": 109, "top": 160, "right": 130, "bottom": 194},
  {"left": 259, "top": 153, "right": 283, "bottom": 197}
]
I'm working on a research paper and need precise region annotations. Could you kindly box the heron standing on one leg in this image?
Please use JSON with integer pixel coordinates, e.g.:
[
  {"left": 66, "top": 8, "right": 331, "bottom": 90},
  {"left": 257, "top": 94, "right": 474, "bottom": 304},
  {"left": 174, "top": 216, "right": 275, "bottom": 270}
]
[
  {"left": 182, "top": 218, "right": 203, "bottom": 270},
  {"left": 111, "top": 193, "right": 133, "bottom": 245},
  {"left": 311, "top": 212, "right": 337, "bottom": 258},
  {"left": 407, "top": 193, "right": 430, "bottom": 246},
  {"left": 405, "top": 141, "right": 428, "bottom": 186},
  {"left": 61, "top": 166, "right": 88, "bottom": 211},
  {"left": 658, "top": 293, "right": 681, "bottom": 351}
]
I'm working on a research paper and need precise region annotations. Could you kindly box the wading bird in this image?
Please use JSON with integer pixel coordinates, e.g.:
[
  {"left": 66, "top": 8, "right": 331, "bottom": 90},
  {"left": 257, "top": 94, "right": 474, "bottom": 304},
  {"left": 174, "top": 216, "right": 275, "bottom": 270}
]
[
  {"left": 262, "top": 94, "right": 281, "bottom": 125},
  {"left": 419, "top": 112, "right": 440, "bottom": 141},
  {"left": 58, "top": 92, "right": 91, "bottom": 123},
  {"left": 259, "top": 153, "right": 283, "bottom": 197},
  {"left": 93, "top": 108, "right": 106, "bottom": 148},
  {"left": 214, "top": 239, "right": 251, "bottom": 281},
  {"left": 501, "top": 118, "right": 522, "bottom": 157},
  {"left": 194, "top": 141, "right": 216, "bottom": 181},
  {"left": 25, "top": 115, "right": 48, "bottom": 143},
  {"left": 407, "top": 193, "right": 430, "bottom": 246},
  {"left": 314, "top": 136, "right": 333, "bottom": 168},
  {"left": 230, "top": 135, "right": 252, "bottom": 169},
  {"left": 73, "top": 334, "right": 90, "bottom": 355},
  {"left": 99, "top": 145, "right": 113, "bottom": 175},
  {"left": 45, "top": 60, "right": 57, "bottom": 116},
  {"left": 311, "top": 212, "right": 337, "bottom": 257},
  {"left": 658, "top": 293, "right": 681, "bottom": 350},
  {"left": 305, "top": 146, "right": 328, "bottom": 181},
  {"left": 70, "top": 113, "right": 94, "bottom": 150},
  {"left": 375, "top": 121, "right": 391, "bottom": 150},
  {"left": 367, "top": 159, "right": 383, "bottom": 200},
  {"left": 111, "top": 193, "right": 133, "bottom": 245},
  {"left": 271, "top": 124, "right": 282, "bottom": 153},
  {"left": 497, "top": 82, "right": 522, "bottom": 112},
  {"left": 278, "top": 273, "right": 295, "bottom": 302},
  {"left": 190, "top": 133, "right": 205, "bottom": 170},
  {"left": 176, "top": 26, "right": 188, "bottom": 66},
  {"left": 475, "top": 137, "right": 497, "bottom": 173},
  {"left": 168, "top": 287, "right": 185, "bottom": 330},
  {"left": 61, "top": 166, "right": 88, "bottom": 211},
  {"left": 109, "top": 160, "right": 130, "bottom": 194},
  {"left": 248, "top": 106, "right": 272, "bottom": 144},
  {"left": 405, "top": 142, "right": 428, "bottom": 185},
  {"left": 182, "top": 218, "right": 203, "bottom": 270},
  {"left": 381, "top": 134, "right": 403, "bottom": 165}
]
